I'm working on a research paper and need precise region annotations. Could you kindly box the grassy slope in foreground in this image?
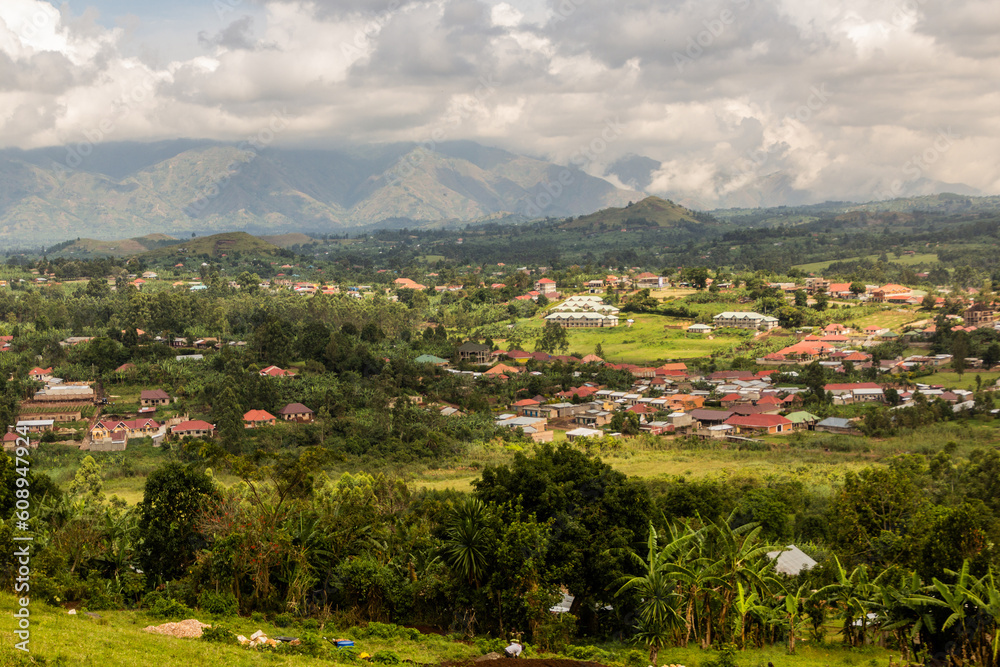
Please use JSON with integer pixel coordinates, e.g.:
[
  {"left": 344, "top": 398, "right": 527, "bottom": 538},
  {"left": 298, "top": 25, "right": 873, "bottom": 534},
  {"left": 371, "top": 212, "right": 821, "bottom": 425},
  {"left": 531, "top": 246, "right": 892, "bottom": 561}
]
[{"left": 0, "top": 592, "right": 891, "bottom": 667}]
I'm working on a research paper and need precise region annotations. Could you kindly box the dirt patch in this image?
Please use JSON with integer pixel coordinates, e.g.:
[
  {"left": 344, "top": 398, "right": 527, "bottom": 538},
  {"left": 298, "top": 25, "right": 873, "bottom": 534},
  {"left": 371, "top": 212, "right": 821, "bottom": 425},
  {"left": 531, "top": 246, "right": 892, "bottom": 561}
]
[{"left": 143, "top": 619, "right": 210, "bottom": 638}]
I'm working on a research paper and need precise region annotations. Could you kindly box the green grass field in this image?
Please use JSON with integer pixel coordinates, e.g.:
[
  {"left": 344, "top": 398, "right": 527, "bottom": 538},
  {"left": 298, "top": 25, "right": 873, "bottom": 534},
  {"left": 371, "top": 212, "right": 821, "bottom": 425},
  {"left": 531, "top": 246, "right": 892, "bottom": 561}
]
[
  {"left": 794, "top": 252, "right": 940, "bottom": 273},
  {"left": 514, "top": 313, "right": 742, "bottom": 363}
]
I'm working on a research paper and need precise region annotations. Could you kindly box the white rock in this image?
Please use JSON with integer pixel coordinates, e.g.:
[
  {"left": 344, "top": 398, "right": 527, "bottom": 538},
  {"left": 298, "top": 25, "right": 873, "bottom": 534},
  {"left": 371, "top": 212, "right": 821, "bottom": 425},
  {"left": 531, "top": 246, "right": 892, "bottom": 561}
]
[
  {"left": 68, "top": 609, "right": 77, "bottom": 615},
  {"left": 250, "top": 629, "right": 265, "bottom": 640}
]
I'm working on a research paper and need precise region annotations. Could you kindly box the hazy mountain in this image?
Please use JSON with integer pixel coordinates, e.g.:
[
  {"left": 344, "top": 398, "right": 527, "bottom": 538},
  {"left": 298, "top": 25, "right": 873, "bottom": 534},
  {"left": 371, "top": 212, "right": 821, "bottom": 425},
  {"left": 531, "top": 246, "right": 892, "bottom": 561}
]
[{"left": 0, "top": 140, "right": 644, "bottom": 246}]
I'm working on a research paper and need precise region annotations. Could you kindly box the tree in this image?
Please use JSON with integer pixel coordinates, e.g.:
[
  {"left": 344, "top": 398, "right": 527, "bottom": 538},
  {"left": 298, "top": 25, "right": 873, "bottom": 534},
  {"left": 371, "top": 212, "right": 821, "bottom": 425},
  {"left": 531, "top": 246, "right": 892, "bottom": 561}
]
[
  {"left": 921, "top": 293, "right": 938, "bottom": 311},
  {"left": 793, "top": 290, "right": 808, "bottom": 307},
  {"left": 473, "top": 444, "right": 653, "bottom": 628},
  {"left": 952, "top": 332, "right": 969, "bottom": 378},
  {"left": 69, "top": 455, "right": 103, "bottom": 500},
  {"left": 594, "top": 343, "right": 604, "bottom": 359},
  {"left": 616, "top": 525, "right": 685, "bottom": 665},
  {"left": 137, "top": 463, "right": 217, "bottom": 583},
  {"left": 611, "top": 410, "right": 641, "bottom": 435},
  {"left": 850, "top": 282, "right": 866, "bottom": 297},
  {"left": 214, "top": 385, "right": 245, "bottom": 454},
  {"left": 984, "top": 343, "right": 1000, "bottom": 370},
  {"left": 536, "top": 321, "right": 568, "bottom": 354}
]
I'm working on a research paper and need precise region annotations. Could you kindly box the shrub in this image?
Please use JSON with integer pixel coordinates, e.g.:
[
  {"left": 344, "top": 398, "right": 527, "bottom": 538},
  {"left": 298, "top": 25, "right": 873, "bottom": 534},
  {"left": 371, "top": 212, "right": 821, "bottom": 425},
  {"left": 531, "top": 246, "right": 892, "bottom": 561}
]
[
  {"left": 201, "top": 625, "right": 236, "bottom": 644},
  {"left": 148, "top": 597, "right": 193, "bottom": 620},
  {"left": 371, "top": 650, "right": 401, "bottom": 664},
  {"left": 273, "top": 613, "right": 293, "bottom": 628},
  {"left": 197, "top": 590, "right": 239, "bottom": 616}
]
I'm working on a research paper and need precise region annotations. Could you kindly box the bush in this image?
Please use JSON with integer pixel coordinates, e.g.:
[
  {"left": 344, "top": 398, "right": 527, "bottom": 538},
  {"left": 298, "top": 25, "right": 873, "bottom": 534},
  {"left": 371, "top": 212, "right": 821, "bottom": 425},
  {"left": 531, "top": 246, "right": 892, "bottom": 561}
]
[
  {"left": 371, "top": 650, "right": 401, "bottom": 664},
  {"left": 201, "top": 625, "right": 236, "bottom": 644},
  {"left": 273, "top": 613, "right": 293, "bottom": 628},
  {"left": 286, "top": 632, "right": 323, "bottom": 657},
  {"left": 197, "top": 590, "right": 238, "bottom": 616},
  {"left": 349, "top": 622, "right": 420, "bottom": 641},
  {"left": 148, "top": 597, "right": 194, "bottom": 620}
]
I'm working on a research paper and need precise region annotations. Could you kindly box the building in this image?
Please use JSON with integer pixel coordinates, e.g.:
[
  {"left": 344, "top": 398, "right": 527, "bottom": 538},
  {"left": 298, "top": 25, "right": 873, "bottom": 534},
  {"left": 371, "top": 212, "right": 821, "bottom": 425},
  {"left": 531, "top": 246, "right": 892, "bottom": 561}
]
[
  {"left": 814, "top": 417, "right": 859, "bottom": 435},
  {"left": 712, "top": 312, "right": 780, "bottom": 331},
  {"left": 260, "top": 365, "right": 296, "bottom": 377},
  {"left": 90, "top": 418, "right": 161, "bottom": 442},
  {"left": 544, "top": 312, "right": 619, "bottom": 328},
  {"left": 140, "top": 389, "right": 171, "bottom": 407},
  {"left": 278, "top": 403, "right": 315, "bottom": 422},
  {"left": 243, "top": 410, "right": 276, "bottom": 428},
  {"left": 964, "top": 304, "right": 995, "bottom": 328},
  {"left": 28, "top": 367, "right": 54, "bottom": 382},
  {"left": 458, "top": 342, "right": 492, "bottom": 364},
  {"left": 724, "top": 413, "right": 792, "bottom": 434},
  {"left": 171, "top": 420, "right": 216, "bottom": 438},
  {"left": 766, "top": 545, "right": 818, "bottom": 576},
  {"left": 16, "top": 419, "right": 54, "bottom": 433},
  {"left": 534, "top": 278, "right": 557, "bottom": 294}
]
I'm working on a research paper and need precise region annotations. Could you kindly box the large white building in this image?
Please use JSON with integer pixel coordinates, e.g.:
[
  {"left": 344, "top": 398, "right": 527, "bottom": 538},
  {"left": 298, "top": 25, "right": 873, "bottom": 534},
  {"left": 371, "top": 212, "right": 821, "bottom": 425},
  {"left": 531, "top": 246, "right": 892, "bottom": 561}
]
[{"left": 713, "top": 312, "right": 780, "bottom": 331}]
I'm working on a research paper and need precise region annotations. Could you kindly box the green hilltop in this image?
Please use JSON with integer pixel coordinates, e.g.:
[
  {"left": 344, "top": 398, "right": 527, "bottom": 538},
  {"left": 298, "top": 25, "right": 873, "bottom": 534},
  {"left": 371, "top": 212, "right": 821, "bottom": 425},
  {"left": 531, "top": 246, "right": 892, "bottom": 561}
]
[
  {"left": 560, "top": 195, "right": 709, "bottom": 230},
  {"left": 140, "top": 232, "right": 284, "bottom": 261}
]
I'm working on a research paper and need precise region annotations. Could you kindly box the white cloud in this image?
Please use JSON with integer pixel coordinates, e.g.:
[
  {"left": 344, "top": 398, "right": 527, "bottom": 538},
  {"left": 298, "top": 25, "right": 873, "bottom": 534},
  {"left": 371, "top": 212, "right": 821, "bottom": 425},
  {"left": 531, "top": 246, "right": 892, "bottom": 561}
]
[{"left": 0, "top": 0, "right": 996, "bottom": 204}]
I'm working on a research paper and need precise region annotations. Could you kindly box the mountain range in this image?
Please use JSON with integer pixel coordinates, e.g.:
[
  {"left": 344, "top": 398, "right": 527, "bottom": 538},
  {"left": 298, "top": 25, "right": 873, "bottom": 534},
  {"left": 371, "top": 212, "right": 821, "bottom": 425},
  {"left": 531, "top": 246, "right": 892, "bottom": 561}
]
[
  {"left": 0, "top": 140, "right": 644, "bottom": 246},
  {"left": 605, "top": 154, "right": 984, "bottom": 210}
]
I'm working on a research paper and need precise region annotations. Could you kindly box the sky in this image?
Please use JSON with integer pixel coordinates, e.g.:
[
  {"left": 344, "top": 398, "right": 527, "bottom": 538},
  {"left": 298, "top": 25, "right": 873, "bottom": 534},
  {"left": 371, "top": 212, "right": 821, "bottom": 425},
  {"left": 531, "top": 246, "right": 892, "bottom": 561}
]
[{"left": 1, "top": 0, "right": 998, "bottom": 206}]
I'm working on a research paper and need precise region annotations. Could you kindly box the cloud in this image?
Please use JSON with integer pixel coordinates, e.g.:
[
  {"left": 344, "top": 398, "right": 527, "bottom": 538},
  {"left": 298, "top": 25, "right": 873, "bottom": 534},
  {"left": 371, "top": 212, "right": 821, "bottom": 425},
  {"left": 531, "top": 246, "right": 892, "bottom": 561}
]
[{"left": 0, "top": 0, "right": 996, "bottom": 205}]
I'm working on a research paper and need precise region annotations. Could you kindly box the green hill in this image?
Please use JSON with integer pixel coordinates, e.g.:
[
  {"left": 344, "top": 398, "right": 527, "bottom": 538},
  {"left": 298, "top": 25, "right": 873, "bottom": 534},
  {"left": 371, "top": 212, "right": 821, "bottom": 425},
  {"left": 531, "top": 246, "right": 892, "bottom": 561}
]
[
  {"left": 560, "top": 196, "right": 709, "bottom": 230},
  {"left": 140, "top": 232, "right": 284, "bottom": 261},
  {"left": 47, "top": 234, "right": 179, "bottom": 257}
]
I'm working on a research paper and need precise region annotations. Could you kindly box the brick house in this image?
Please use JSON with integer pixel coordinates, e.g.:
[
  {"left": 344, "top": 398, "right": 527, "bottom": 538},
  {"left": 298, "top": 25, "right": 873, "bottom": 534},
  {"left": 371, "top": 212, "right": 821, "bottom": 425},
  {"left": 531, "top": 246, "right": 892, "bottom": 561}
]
[
  {"left": 140, "top": 389, "right": 171, "bottom": 407},
  {"left": 243, "top": 410, "right": 276, "bottom": 428},
  {"left": 278, "top": 403, "right": 315, "bottom": 422},
  {"left": 171, "top": 420, "right": 216, "bottom": 438}
]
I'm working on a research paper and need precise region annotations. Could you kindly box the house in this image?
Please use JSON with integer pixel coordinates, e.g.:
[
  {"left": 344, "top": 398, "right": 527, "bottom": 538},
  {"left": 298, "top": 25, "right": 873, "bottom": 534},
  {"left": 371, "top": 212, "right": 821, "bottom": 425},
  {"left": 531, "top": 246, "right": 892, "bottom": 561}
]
[
  {"left": 16, "top": 419, "right": 55, "bottom": 433},
  {"left": 171, "top": 420, "right": 216, "bottom": 438},
  {"left": 414, "top": 354, "right": 449, "bottom": 366},
  {"left": 574, "top": 410, "right": 613, "bottom": 427},
  {"left": 785, "top": 411, "right": 820, "bottom": 431},
  {"left": 712, "top": 312, "right": 780, "bottom": 331},
  {"left": 964, "top": 304, "right": 995, "bottom": 328},
  {"left": 394, "top": 277, "right": 428, "bottom": 290},
  {"left": 260, "top": 365, "right": 296, "bottom": 377},
  {"left": 724, "top": 413, "right": 792, "bottom": 434},
  {"left": 278, "top": 403, "right": 315, "bottom": 422},
  {"left": 513, "top": 398, "right": 541, "bottom": 415},
  {"left": 29, "top": 367, "right": 53, "bottom": 382},
  {"left": 90, "top": 418, "right": 160, "bottom": 442},
  {"left": 814, "top": 417, "right": 859, "bottom": 435},
  {"left": 766, "top": 545, "right": 818, "bottom": 576},
  {"left": 140, "top": 389, "right": 171, "bottom": 407},
  {"left": 458, "top": 342, "right": 492, "bottom": 364},
  {"left": 565, "top": 427, "right": 605, "bottom": 441},
  {"left": 687, "top": 323, "right": 712, "bottom": 334},
  {"left": 534, "top": 278, "right": 557, "bottom": 294},
  {"left": 243, "top": 410, "right": 276, "bottom": 428},
  {"left": 636, "top": 272, "right": 665, "bottom": 289}
]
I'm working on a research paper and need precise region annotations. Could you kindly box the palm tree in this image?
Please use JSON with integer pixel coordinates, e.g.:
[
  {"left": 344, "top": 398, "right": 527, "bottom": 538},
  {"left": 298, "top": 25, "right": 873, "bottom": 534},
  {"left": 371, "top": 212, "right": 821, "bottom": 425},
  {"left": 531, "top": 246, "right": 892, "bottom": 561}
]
[
  {"left": 616, "top": 523, "right": 686, "bottom": 666},
  {"left": 441, "top": 497, "right": 492, "bottom": 588}
]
